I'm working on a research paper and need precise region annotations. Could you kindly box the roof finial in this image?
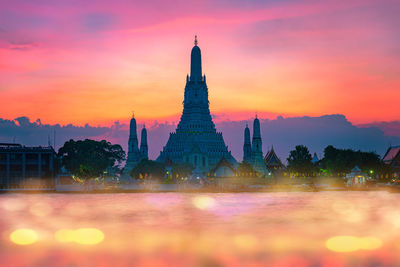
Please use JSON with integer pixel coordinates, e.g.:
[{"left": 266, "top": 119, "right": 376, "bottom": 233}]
[
  {"left": 131, "top": 111, "right": 135, "bottom": 119},
  {"left": 194, "top": 35, "right": 198, "bottom": 46}
]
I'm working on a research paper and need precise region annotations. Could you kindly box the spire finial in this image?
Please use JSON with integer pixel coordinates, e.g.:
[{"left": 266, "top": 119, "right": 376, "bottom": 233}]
[
  {"left": 194, "top": 35, "right": 198, "bottom": 46},
  {"left": 131, "top": 111, "right": 135, "bottom": 119}
]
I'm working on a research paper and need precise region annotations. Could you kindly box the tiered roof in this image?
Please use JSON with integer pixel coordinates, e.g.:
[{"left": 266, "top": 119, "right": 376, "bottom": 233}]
[
  {"left": 264, "top": 146, "right": 284, "bottom": 169},
  {"left": 383, "top": 146, "right": 400, "bottom": 162}
]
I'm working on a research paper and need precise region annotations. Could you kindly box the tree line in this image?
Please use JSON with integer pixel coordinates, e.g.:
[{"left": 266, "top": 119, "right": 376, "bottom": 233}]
[
  {"left": 286, "top": 145, "right": 392, "bottom": 178},
  {"left": 56, "top": 139, "right": 394, "bottom": 181}
]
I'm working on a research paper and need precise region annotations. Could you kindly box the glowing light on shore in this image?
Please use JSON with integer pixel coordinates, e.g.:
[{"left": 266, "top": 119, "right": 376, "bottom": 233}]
[
  {"left": 326, "top": 236, "right": 382, "bottom": 253},
  {"left": 55, "top": 228, "right": 104, "bottom": 245},
  {"left": 10, "top": 229, "right": 38, "bottom": 245},
  {"left": 192, "top": 196, "right": 216, "bottom": 210}
]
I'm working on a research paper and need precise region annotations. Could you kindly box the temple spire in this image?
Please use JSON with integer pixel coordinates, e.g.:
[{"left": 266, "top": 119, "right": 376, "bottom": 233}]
[
  {"left": 140, "top": 125, "right": 148, "bottom": 159},
  {"left": 243, "top": 124, "right": 251, "bottom": 162},
  {"left": 190, "top": 36, "right": 202, "bottom": 81},
  {"left": 128, "top": 116, "right": 139, "bottom": 153}
]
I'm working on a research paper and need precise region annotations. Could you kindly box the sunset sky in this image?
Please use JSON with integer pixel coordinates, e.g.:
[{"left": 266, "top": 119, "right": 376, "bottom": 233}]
[{"left": 1, "top": 0, "right": 399, "bottom": 126}]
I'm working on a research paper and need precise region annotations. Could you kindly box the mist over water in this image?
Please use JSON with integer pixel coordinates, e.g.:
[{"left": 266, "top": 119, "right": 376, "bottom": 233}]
[{"left": 1, "top": 191, "right": 400, "bottom": 265}]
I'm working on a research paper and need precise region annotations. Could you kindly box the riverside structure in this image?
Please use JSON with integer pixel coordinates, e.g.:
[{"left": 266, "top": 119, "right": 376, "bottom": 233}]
[{"left": 0, "top": 143, "right": 56, "bottom": 189}]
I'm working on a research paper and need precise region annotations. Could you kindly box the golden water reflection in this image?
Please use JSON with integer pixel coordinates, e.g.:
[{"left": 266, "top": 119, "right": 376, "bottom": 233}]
[{"left": 1, "top": 192, "right": 400, "bottom": 266}]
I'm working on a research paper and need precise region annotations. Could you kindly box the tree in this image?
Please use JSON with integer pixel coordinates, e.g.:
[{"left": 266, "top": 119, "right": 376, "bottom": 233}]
[
  {"left": 130, "top": 159, "right": 165, "bottom": 180},
  {"left": 286, "top": 145, "right": 315, "bottom": 176},
  {"left": 58, "top": 139, "right": 125, "bottom": 180},
  {"left": 321, "top": 145, "right": 386, "bottom": 176},
  {"left": 171, "top": 162, "right": 194, "bottom": 179},
  {"left": 237, "top": 161, "right": 256, "bottom": 177}
]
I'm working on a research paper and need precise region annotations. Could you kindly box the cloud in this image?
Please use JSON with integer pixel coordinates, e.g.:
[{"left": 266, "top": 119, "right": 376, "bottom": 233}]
[
  {"left": 8, "top": 41, "right": 40, "bottom": 50},
  {"left": 1, "top": 115, "right": 399, "bottom": 163},
  {"left": 219, "top": 114, "right": 399, "bottom": 162},
  {"left": 358, "top": 121, "right": 400, "bottom": 138},
  {"left": 0, "top": 117, "right": 110, "bottom": 149},
  {"left": 0, "top": 0, "right": 398, "bottom": 124}
]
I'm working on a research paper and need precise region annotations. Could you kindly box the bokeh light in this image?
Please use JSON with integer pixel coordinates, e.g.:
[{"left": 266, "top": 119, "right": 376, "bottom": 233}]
[
  {"left": 358, "top": 237, "right": 382, "bottom": 250},
  {"left": 326, "top": 236, "right": 382, "bottom": 253},
  {"left": 10, "top": 229, "right": 38, "bottom": 246},
  {"left": 73, "top": 228, "right": 104, "bottom": 245},
  {"left": 192, "top": 196, "right": 216, "bottom": 210},
  {"left": 54, "top": 228, "right": 104, "bottom": 245}
]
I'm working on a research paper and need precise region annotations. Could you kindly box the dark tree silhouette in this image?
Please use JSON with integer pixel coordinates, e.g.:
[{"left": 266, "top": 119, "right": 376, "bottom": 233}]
[
  {"left": 171, "top": 162, "right": 194, "bottom": 179},
  {"left": 58, "top": 139, "right": 125, "bottom": 180},
  {"left": 130, "top": 159, "right": 165, "bottom": 180},
  {"left": 320, "top": 145, "right": 387, "bottom": 176},
  {"left": 237, "top": 161, "right": 256, "bottom": 177},
  {"left": 286, "top": 145, "right": 315, "bottom": 176}
]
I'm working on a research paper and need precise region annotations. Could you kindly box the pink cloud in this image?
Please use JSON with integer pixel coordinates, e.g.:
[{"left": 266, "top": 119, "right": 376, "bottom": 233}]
[{"left": 0, "top": 0, "right": 399, "bottom": 125}]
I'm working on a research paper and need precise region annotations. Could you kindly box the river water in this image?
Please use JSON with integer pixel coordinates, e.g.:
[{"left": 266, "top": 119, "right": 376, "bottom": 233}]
[{"left": 1, "top": 191, "right": 400, "bottom": 266}]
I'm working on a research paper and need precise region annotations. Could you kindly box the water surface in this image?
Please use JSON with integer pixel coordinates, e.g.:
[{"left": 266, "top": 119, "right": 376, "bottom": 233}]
[{"left": 1, "top": 191, "right": 399, "bottom": 266}]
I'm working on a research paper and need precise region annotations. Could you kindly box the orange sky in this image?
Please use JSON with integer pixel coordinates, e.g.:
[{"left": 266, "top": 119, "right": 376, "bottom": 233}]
[{"left": 0, "top": 0, "right": 399, "bottom": 126}]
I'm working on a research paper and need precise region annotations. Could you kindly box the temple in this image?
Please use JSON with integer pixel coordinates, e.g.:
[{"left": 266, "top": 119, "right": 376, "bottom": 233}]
[
  {"left": 243, "top": 124, "right": 252, "bottom": 163},
  {"left": 121, "top": 115, "right": 148, "bottom": 181},
  {"left": 264, "top": 146, "right": 284, "bottom": 172},
  {"left": 249, "top": 116, "right": 269, "bottom": 176},
  {"left": 157, "top": 36, "right": 237, "bottom": 175}
]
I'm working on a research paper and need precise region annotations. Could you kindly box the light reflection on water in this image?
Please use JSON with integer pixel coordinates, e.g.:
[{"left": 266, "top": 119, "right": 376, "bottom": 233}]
[{"left": 1, "top": 191, "right": 399, "bottom": 266}]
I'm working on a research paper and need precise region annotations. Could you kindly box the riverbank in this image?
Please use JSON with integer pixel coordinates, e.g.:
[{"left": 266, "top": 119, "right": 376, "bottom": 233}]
[{"left": 0, "top": 184, "right": 392, "bottom": 194}]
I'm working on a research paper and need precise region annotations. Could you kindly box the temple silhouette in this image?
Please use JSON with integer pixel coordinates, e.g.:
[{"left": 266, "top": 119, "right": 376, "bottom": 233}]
[
  {"left": 243, "top": 116, "right": 269, "bottom": 175},
  {"left": 156, "top": 36, "right": 237, "bottom": 176},
  {"left": 121, "top": 115, "right": 148, "bottom": 181}
]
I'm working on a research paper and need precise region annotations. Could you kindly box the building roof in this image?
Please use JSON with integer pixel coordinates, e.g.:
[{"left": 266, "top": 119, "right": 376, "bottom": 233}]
[
  {"left": 0, "top": 143, "right": 55, "bottom": 153},
  {"left": 210, "top": 156, "right": 236, "bottom": 174},
  {"left": 264, "top": 146, "right": 284, "bottom": 168},
  {"left": 312, "top": 153, "right": 319, "bottom": 163},
  {"left": 351, "top": 165, "right": 362, "bottom": 173},
  {"left": 383, "top": 146, "right": 400, "bottom": 162}
]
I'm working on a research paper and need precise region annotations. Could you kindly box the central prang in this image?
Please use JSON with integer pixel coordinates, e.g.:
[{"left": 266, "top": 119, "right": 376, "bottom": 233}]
[{"left": 157, "top": 36, "right": 237, "bottom": 176}]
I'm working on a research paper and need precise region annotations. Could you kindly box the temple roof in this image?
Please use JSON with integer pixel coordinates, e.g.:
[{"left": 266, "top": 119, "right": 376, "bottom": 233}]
[
  {"left": 383, "top": 146, "right": 400, "bottom": 162},
  {"left": 351, "top": 165, "right": 362, "bottom": 173},
  {"left": 210, "top": 156, "right": 236, "bottom": 174},
  {"left": 312, "top": 153, "right": 319, "bottom": 163},
  {"left": 264, "top": 146, "right": 284, "bottom": 168}
]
